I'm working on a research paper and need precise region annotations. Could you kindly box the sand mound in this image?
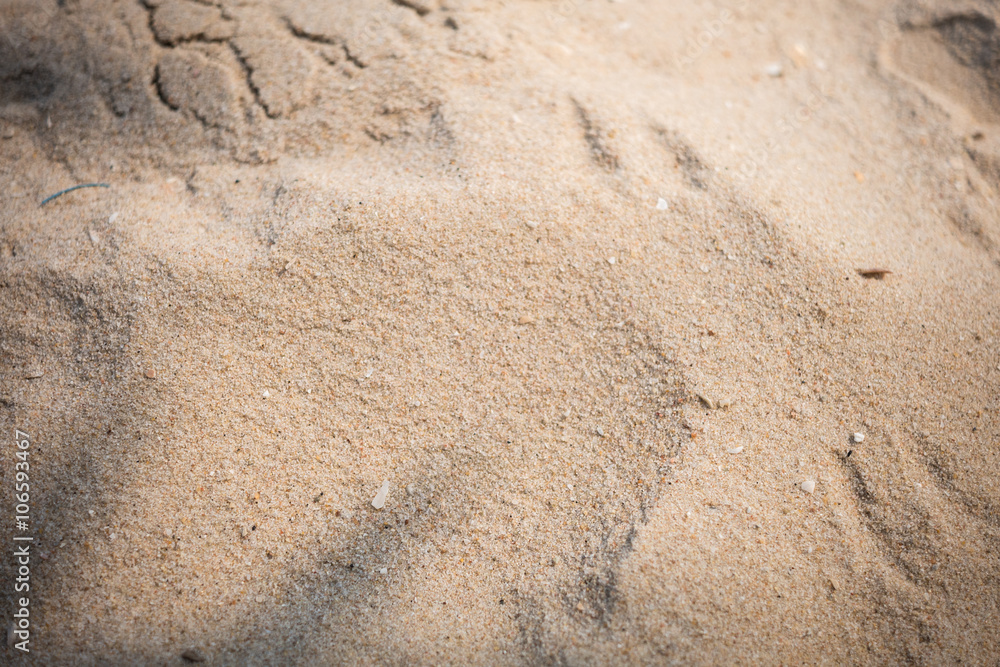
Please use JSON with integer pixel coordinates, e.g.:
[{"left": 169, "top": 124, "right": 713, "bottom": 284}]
[{"left": 2, "top": 0, "right": 999, "bottom": 664}]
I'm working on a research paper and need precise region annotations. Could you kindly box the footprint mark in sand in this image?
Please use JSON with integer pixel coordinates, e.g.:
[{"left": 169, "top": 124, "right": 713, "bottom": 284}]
[
  {"left": 839, "top": 453, "right": 940, "bottom": 584},
  {"left": 654, "top": 128, "right": 711, "bottom": 190},
  {"left": 881, "top": 4, "right": 1000, "bottom": 265},
  {"left": 912, "top": 429, "right": 1000, "bottom": 532},
  {"left": 887, "top": 4, "right": 1000, "bottom": 126},
  {"left": 945, "top": 205, "right": 1000, "bottom": 265},
  {"left": 573, "top": 99, "right": 621, "bottom": 172}
]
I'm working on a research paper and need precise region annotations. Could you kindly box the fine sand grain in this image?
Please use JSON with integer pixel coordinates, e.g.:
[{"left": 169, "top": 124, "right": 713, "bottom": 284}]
[{"left": 2, "top": 0, "right": 999, "bottom": 664}]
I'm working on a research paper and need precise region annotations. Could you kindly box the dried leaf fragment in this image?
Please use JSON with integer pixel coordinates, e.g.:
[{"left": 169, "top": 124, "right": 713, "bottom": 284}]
[{"left": 856, "top": 268, "right": 892, "bottom": 279}]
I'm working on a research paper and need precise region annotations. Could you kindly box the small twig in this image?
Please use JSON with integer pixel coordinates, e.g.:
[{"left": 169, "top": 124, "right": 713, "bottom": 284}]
[{"left": 39, "top": 183, "right": 109, "bottom": 207}]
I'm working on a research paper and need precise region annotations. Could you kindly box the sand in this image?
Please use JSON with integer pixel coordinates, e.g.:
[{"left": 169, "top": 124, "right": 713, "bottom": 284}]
[{"left": 1, "top": 0, "right": 999, "bottom": 663}]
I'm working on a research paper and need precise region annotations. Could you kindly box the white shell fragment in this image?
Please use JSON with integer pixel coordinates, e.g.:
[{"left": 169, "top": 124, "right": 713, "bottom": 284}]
[
  {"left": 852, "top": 432, "right": 865, "bottom": 443},
  {"left": 697, "top": 392, "right": 735, "bottom": 410},
  {"left": 801, "top": 480, "right": 816, "bottom": 494},
  {"left": 656, "top": 198, "right": 669, "bottom": 210},
  {"left": 372, "top": 480, "right": 390, "bottom": 509},
  {"left": 262, "top": 390, "right": 270, "bottom": 399},
  {"left": 379, "top": 567, "right": 388, "bottom": 575},
  {"left": 727, "top": 446, "right": 744, "bottom": 454},
  {"left": 765, "top": 62, "right": 784, "bottom": 77}
]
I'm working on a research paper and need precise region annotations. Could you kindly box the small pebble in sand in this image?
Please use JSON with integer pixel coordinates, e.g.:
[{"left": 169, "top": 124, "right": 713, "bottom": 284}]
[
  {"left": 181, "top": 648, "right": 206, "bottom": 663},
  {"left": 852, "top": 432, "right": 865, "bottom": 443},
  {"left": 656, "top": 198, "right": 669, "bottom": 210},
  {"left": 144, "top": 367, "right": 156, "bottom": 379},
  {"left": 727, "top": 446, "right": 743, "bottom": 454},
  {"left": 801, "top": 480, "right": 816, "bottom": 494},
  {"left": 518, "top": 315, "right": 536, "bottom": 325},
  {"left": 765, "top": 62, "right": 784, "bottom": 77},
  {"left": 525, "top": 220, "right": 539, "bottom": 229},
  {"left": 379, "top": 567, "right": 388, "bottom": 575},
  {"left": 406, "top": 484, "right": 415, "bottom": 495},
  {"left": 607, "top": 256, "right": 617, "bottom": 265},
  {"left": 88, "top": 228, "right": 101, "bottom": 245},
  {"left": 24, "top": 369, "right": 44, "bottom": 380},
  {"left": 372, "top": 480, "right": 390, "bottom": 509},
  {"left": 262, "top": 390, "right": 270, "bottom": 399},
  {"left": 596, "top": 426, "right": 605, "bottom": 437}
]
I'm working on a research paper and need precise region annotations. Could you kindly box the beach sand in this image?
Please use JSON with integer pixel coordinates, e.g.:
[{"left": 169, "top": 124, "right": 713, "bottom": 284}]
[{"left": 1, "top": 0, "right": 999, "bottom": 663}]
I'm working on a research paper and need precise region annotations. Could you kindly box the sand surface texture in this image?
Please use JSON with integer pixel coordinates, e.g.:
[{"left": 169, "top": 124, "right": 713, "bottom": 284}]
[{"left": 2, "top": 0, "right": 1000, "bottom": 664}]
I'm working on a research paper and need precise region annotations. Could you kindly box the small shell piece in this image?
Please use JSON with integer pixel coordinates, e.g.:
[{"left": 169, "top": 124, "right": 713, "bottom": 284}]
[
  {"left": 372, "top": 480, "right": 390, "bottom": 509},
  {"left": 727, "top": 446, "right": 743, "bottom": 454},
  {"left": 852, "top": 432, "right": 865, "bottom": 443},
  {"left": 801, "top": 480, "right": 816, "bottom": 494}
]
